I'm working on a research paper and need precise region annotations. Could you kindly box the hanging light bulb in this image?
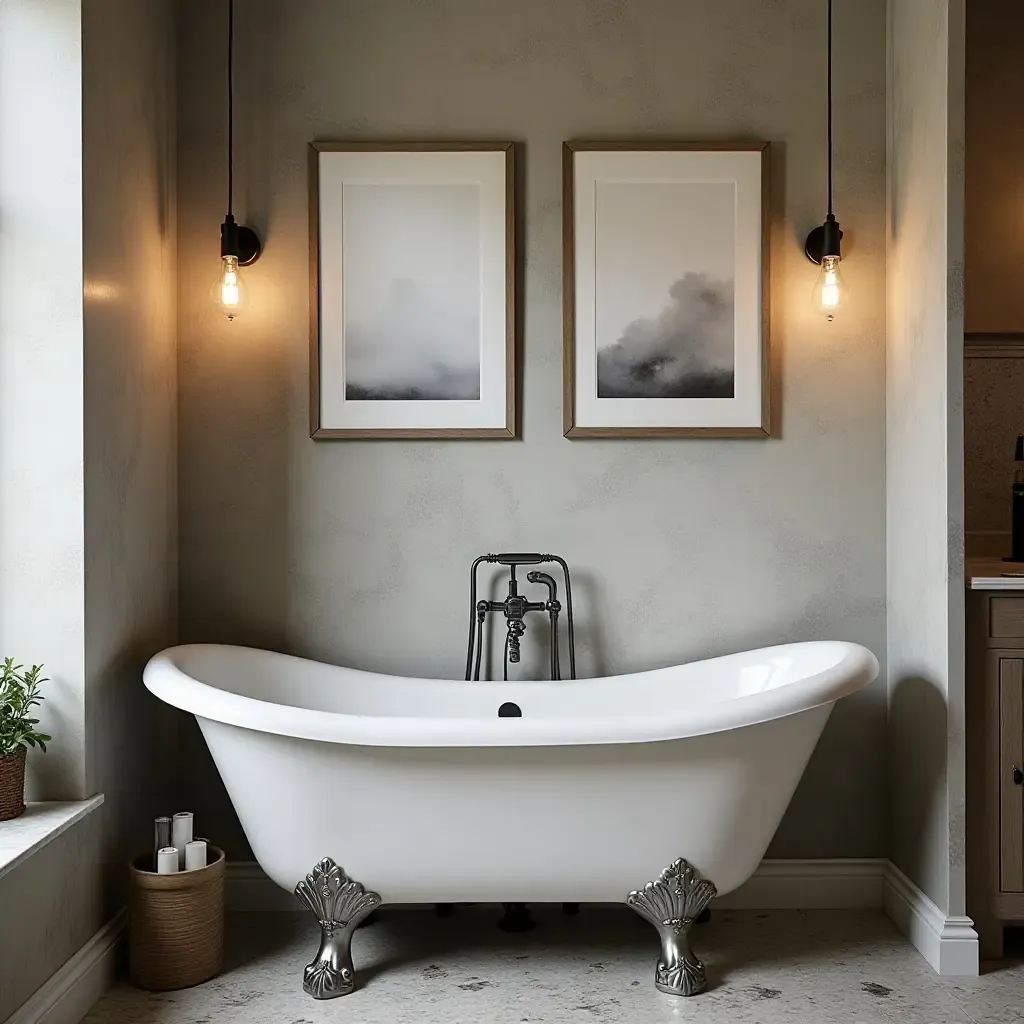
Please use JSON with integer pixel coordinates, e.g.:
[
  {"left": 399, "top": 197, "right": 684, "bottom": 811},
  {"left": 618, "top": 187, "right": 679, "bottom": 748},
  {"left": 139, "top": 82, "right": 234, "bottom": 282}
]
[
  {"left": 220, "top": 256, "right": 241, "bottom": 309},
  {"left": 819, "top": 258, "right": 840, "bottom": 309},
  {"left": 214, "top": 254, "right": 245, "bottom": 320},
  {"left": 810, "top": 217, "right": 846, "bottom": 321},
  {"left": 215, "top": 0, "right": 260, "bottom": 320},
  {"left": 815, "top": 257, "right": 845, "bottom": 320},
  {"left": 805, "top": 0, "right": 847, "bottom": 321}
]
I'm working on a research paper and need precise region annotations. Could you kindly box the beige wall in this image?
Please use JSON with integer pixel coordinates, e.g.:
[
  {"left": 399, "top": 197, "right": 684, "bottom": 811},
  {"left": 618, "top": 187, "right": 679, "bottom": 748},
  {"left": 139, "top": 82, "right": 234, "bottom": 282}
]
[
  {"left": 965, "top": 0, "right": 1024, "bottom": 334},
  {"left": 886, "top": 0, "right": 966, "bottom": 916},
  {"left": 176, "top": 0, "right": 888, "bottom": 860},
  {"left": 82, "top": 0, "right": 179, "bottom": 913}
]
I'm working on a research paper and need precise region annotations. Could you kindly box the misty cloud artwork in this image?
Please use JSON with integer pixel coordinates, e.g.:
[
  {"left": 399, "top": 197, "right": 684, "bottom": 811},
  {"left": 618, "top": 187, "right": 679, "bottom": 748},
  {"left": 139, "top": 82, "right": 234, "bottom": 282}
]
[
  {"left": 596, "top": 273, "right": 735, "bottom": 399},
  {"left": 345, "top": 278, "right": 481, "bottom": 400},
  {"left": 342, "top": 181, "right": 482, "bottom": 401}
]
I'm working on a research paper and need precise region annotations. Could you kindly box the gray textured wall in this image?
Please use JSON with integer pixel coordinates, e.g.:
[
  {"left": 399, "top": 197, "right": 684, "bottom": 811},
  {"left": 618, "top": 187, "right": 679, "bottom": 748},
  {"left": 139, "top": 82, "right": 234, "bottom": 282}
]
[
  {"left": 886, "top": 0, "right": 965, "bottom": 916},
  {"left": 176, "top": 0, "right": 888, "bottom": 860},
  {"left": 83, "top": 0, "right": 179, "bottom": 912}
]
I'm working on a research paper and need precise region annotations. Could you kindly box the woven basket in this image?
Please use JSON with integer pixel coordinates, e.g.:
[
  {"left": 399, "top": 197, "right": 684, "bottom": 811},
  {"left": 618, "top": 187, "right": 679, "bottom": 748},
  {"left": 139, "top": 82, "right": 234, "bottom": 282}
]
[
  {"left": 129, "top": 846, "right": 225, "bottom": 991},
  {"left": 0, "top": 747, "right": 27, "bottom": 821}
]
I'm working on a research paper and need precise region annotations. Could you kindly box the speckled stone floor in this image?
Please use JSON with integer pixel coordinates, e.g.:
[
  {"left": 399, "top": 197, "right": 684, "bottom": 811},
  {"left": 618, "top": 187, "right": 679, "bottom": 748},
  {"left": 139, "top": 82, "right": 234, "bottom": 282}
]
[{"left": 84, "top": 907, "right": 1023, "bottom": 1023}]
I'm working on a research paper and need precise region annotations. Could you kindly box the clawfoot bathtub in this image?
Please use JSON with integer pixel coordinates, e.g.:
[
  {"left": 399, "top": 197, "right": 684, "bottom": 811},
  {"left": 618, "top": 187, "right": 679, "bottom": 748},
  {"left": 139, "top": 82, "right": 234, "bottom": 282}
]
[{"left": 143, "top": 640, "right": 878, "bottom": 998}]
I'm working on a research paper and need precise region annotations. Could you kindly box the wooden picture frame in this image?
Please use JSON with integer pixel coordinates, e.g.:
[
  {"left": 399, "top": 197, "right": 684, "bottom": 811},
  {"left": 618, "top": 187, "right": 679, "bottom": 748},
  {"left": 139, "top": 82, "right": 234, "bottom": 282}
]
[
  {"left": 563, "top": 141, "right": 771, "bottom": 438},
  {"left": 309, "top": 141, "right": 517, "bottom": 439}
]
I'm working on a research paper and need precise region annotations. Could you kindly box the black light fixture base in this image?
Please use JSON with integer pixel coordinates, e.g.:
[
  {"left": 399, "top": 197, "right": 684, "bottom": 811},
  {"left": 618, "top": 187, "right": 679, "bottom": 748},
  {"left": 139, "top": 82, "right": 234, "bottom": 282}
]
[
  {"left": 221, "top": 214, "right": 263, "bottom": 267},
  {"left": 804, "top": 217, "right": 843, "bottom": 265},
  {"left": 236, "top": 225, "right": 262, "bottom": 267}
]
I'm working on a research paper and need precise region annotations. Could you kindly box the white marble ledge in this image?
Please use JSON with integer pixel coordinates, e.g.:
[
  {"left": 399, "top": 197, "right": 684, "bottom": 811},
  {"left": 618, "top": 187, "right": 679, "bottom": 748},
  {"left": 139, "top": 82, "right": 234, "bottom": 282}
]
[
  {"left": 0, "top": 794, "right": 104, "bottom": 880},
  {"left": 966, "top": 557, "right": 1024, "bottom": 590}
]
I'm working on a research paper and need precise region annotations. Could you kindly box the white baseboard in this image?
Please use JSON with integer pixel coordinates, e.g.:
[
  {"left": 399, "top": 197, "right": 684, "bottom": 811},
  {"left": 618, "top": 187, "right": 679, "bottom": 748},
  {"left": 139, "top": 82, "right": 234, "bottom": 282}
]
[
  {"left": 5, "top": 910, "right": 125, "bottom": 1024},
  {"left": 882, "top": 862, "right": 979, "bottom": 977},
  {"left": 226, "top": 857, "right": 887, "bottom": 913},
  {"left": 717, "top": 858, "right": 885, "bottom": 909},
  {"left": 226, "top": 861, "right": 301, "bottom": 912}
]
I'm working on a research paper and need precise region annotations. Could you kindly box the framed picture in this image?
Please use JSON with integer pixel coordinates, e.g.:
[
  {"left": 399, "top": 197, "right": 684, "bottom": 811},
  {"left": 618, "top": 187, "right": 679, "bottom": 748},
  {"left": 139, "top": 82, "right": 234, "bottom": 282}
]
[
  {"left": 563, "top": 141, "right": 771, "bottom": 438},
  {"left": 309, "top": 142, "right": 516, "bottom": 439}
]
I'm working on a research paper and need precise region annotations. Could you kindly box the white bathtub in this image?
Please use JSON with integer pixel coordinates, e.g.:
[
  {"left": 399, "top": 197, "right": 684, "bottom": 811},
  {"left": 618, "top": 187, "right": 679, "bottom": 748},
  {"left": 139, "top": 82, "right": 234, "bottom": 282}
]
[{"left": 143, "top": 640, "right": 877, "bottom": 997}]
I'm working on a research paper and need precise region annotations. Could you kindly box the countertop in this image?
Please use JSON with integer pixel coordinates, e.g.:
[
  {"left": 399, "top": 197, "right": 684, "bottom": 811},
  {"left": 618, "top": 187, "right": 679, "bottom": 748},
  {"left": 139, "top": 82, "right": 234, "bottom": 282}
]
[{"left": 967, "top": 557, "right": 1024, "bottom": 590}]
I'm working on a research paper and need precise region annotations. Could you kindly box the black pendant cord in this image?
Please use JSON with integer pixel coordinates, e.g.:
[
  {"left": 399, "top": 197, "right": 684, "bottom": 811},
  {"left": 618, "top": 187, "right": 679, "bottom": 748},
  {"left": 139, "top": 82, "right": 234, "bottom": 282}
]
[
  {"left": 823, "top": 0, "right": 831, "bottom": 220},
  {"left": 218, "top": 0, "right": 260, "bottom": 269},
  {"left": 227, "top": 0, "right": 234, "bottom": 220},
  {"left": 804, "top": 0, "right": 841, "bottom": 266}
]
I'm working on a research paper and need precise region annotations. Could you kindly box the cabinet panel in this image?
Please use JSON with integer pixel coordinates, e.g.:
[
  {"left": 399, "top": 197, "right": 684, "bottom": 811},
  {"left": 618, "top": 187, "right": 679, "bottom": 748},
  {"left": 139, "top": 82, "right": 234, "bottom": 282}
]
[
  {"left": 991, "top": 599, "right": 1024, "bottom": 639},
  {"left": 999, "top": 658, "right": 1024, "bottom": 892}
]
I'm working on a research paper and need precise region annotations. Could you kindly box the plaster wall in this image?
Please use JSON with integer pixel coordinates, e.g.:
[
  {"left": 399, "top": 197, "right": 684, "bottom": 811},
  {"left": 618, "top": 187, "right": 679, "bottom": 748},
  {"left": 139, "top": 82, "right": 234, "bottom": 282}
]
[
  {"left": 885, "top": 0, "right": 966, "bottom": 916},
  {"left": 176, "top": 0, "right": 889, "bottom": 861},
  {"left": 82, "top": 0, "right": 179, "bottom": 911}
]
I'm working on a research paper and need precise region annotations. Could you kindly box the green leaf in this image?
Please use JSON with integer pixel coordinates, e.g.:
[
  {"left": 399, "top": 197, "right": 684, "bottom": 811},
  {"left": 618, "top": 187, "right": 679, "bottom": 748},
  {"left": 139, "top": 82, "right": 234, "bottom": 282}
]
[{"left": 0, "top": 658, "right": 49, "bottom": 755}]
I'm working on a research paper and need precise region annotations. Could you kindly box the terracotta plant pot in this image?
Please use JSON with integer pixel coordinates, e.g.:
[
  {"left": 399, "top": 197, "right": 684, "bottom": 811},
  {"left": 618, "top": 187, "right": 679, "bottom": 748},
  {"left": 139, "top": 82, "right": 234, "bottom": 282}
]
[{"left": 0, "top": 746, "right": 27, "bottom": 821}]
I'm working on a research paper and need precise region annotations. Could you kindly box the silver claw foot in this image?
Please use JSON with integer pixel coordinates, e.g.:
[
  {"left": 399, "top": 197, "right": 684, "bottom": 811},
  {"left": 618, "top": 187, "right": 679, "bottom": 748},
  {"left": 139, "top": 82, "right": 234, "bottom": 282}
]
[
  {"left": 626, "top": 858, "right": 717, "bottom": 997},
  {"left": 294, "top": 858, "right": 381, "bottom": 998}
]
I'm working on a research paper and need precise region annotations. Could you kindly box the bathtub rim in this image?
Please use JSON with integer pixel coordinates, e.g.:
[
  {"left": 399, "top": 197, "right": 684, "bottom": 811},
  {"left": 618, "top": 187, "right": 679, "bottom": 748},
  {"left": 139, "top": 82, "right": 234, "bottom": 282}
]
[{"left": 143, "top": 641, "right": 879, "bottom": 748}]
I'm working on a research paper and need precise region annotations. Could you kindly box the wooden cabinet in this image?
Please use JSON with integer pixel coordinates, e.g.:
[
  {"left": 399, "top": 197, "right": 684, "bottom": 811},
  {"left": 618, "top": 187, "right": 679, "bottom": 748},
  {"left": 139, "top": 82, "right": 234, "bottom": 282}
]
[
  {"left": 967, "top": 595, "right": 1024, "bottom": 957},
  {"left": 998, "top": 657, "right": 1024, "bottom": 894}
]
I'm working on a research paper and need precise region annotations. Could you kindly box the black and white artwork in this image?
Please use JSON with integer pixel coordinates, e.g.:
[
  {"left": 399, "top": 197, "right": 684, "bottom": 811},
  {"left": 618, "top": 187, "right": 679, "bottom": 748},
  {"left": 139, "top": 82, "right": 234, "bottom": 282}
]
[
  {"left": 343, "top": 183, "right": 482, "bottom": 402},
  {"left": 565, "top": 144, "right": 769, "bottom": 437},
  {"left": 595, "top": 272, "right": 734, "bottom": 398},
  {"left": 311, "top": 143, "right": 515, "bottom": 438},
  {"left": 594, "top": 180, "right": 736, "bottom": 401}
]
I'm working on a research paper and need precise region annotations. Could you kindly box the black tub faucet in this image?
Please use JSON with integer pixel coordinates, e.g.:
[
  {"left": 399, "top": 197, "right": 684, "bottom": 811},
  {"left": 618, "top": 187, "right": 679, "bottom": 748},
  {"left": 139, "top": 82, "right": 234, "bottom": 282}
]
[{"left": 464, "top": 553, "right": 576, "bottom": 681}]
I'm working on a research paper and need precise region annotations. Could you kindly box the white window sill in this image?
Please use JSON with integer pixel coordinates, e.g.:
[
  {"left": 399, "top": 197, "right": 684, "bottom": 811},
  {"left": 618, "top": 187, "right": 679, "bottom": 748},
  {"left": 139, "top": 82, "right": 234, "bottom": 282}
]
[{"left": 0, "top": 794, "right": 104, "bottom": 880}]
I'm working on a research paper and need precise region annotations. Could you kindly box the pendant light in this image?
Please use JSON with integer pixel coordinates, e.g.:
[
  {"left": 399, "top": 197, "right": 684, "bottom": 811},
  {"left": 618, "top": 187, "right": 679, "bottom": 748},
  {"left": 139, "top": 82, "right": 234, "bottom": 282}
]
[
  {"left": 805, "top": 0, "right": 846, "bottom": 321},
  {"left": 214, "top": 0, "right": 261, "bottom": 320}
]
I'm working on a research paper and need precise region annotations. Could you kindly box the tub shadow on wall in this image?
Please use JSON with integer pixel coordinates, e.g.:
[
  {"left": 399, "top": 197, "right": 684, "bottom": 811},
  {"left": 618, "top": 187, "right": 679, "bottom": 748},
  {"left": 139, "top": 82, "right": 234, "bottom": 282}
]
[{"left": 887, "top": 674, "right": 948, "bottom": 900}]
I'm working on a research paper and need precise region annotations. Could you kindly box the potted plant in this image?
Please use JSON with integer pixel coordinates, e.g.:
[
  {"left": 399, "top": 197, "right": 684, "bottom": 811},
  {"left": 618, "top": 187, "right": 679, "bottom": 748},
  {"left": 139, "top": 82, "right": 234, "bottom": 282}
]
[{"left": 0, "top": 659, "right": 50, "bottom": 821}]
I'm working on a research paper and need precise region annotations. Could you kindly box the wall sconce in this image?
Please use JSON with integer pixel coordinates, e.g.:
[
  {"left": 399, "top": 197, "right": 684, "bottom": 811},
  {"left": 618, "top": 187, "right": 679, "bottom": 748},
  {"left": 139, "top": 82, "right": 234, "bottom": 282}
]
[
  {"left": 215, "top": 0, "right": 261, "bottom": 320},
  {"left": 804, "top": 0, "right": 846, "bottom": 322}
]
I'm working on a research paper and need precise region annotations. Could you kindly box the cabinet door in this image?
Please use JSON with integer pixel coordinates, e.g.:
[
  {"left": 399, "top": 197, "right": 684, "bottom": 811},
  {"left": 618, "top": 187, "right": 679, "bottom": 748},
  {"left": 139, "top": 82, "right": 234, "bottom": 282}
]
[{"left": 1000, "top": 657, "right": 1024, "bottom": 892}]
